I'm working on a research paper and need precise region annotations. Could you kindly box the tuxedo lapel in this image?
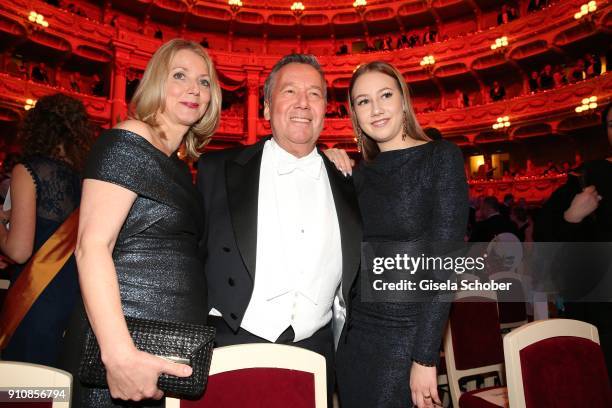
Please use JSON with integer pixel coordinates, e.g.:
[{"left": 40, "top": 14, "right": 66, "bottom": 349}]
[
  {"left": 322, "top": 154, "right": 362, "bottom": 301},
  {"left": 225, "top": 140, "right": 267, "bottom": 281}
]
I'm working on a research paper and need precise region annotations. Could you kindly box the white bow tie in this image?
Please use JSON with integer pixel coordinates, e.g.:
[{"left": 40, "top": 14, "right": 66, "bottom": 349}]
[{"left": 277, "top": 154, "right": 323, "bottom": 179}]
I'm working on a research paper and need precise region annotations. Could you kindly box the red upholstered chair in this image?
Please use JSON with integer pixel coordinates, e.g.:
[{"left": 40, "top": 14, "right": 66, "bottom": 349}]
[
  {"left": 166, "top": 343, "right": 326, "bottom": 408},
  {"left": 503, "top": 319, "right": 611, "bottom": 408},
  {"left": 489, "top": 272, "right": 528, "bottom": 333},
  {"left": 444, "top": 289, "right": 508, "bottom": 408},
  {"left": 0, "top": 361, "right": 72, "bottom": 407}
]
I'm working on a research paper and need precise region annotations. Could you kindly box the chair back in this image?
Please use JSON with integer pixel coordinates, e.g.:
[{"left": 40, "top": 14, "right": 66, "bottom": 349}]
[
  {"left": 444, "top": 289, "right": 505, "bottom": 407},
  {"left": 504, "top": 318, "right": 611, "bottom": 408},
  {"left": 489, "top": 272, "right": 528, "bottom": 331},
  {"left": 0, "top": 361, "right": 72, "bottom": 407},
  {"left": 166, "top": 343, "right": 326, "bottom": 407}
]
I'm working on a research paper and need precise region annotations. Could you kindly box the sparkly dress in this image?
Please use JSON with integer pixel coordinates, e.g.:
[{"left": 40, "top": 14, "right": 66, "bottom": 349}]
[
  {"left": 60, "top": 129, "right": 207, "bottom": 407},
  {"left": 336, "top": 140, "right": 469, "bottom": 408}
]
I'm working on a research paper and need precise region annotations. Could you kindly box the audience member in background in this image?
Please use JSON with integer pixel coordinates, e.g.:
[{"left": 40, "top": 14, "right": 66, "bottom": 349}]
[
  {"left": 455, "top": 89, "right": 469, "bottom": 108},
  {"left": 91, "top": 74, "right": 105, "bottom": 96},
  {"left": 469, "top": 196, "right": 518, "bottom": 242},
  {"left": 500, "top": 193, "right": 514, "bottom": 220},
  {"left": 570, "top": 59, "right": 586, "bottom": 83},
  {"left": 125, "top": 70, "right": 140, "bottom": 102},
  {"left": 511, "top": 206, "right": 533, "bottom": 242},
  {"left": 200, "top": 37, "right": 209, "bottom": 48},
  {"left": 0, "top": 94, "right": 94, "bottom": 367},
  {"left": 497, "top": 3, "right": 517, "bottom": 25},
  {"left": 539, "top": 64, "right": 554, "bottom": 90},
  {"left": 553, "top": 70, "right": 567, "bottom": 88},
  {"left": 423, "top": 27, "right": 438, "bottom": 44},
  {"left": 154, "top": 27, "right": 163, "bottom": 40},
  {"left": 69, "top": 73, "right": 80, "bottom": 93},
  {"left": 535, "top": 103, "right": 612, "bottom": 379},
  {"left": 385, "top": 36, "right": 394, "bottom": 50},
  {"left": 529, "top": 71, "right": 540, "bottom": 93},
  {"left": 337, "top": 43, "right": 349, "bottom": 55},
  {"left": 528, "top": 0, "right": 547, "bottom": 11},
  {"left": 397, "top": 34, "right": 408, "bottom": 49},
  {"left": 585, "top": 53, "right": 601, "bottom": 77},
  {"left": 489, "top": 80, "right": 506, "bottom": 102},
  {"left": 17, "top": 61, "right": 29, "bottom": 80},
  {"left": 424, "top": 127, "right": 443, "bottom": 141},
  {"left": 31, "top": 63, "right": 49, "bottom": 83},
  {"left": 338, "top": 102, "right": 348, "bottom": 118}
]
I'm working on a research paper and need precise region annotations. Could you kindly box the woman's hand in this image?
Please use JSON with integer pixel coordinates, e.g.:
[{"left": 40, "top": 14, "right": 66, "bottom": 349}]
[
  {"left": 564, "top": 185, "right": 601, "bottom": 223},
  {"left": 410, "top": 361, "right": 441, "bottom": 408},
  {"left": 103, "top": 346, "right": 193, "bottom": 401},
  {"left": 323, "top": 148, "right": 354, "bottom": 177}
]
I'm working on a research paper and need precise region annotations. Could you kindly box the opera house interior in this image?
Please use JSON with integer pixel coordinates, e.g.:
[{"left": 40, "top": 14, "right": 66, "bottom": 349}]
[{"left": 0, "top": 0, "right": 610, "bottom": 407}]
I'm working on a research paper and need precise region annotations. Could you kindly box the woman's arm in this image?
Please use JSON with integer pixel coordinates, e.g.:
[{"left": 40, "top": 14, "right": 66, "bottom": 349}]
[
  {"left": 0, "top": 164, "right": 36, "bottom": 263},
  {"left": 411, "top": 142, "right": 469, "bottom": 408},
  {"left": 77, "top": 179, "right": 192, "bottom": 401}
]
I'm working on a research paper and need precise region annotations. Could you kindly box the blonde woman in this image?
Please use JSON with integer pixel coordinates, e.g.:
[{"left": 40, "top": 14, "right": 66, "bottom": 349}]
[
  {"left": 61, "top": 39, "right": 221, "bottom": 407},
  {"left": 326, "top": 61, "right": 468, "bottom": 408}
]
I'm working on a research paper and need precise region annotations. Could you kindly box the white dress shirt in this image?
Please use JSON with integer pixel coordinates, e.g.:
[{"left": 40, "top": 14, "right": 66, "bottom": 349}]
[{"left": 240, "top": 139, "right": 342, "bottom": 342}]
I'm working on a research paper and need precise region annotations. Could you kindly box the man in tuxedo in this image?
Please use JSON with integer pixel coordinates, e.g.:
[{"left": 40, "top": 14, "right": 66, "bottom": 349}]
[{"left": 197, "top": 54, "right": 361, "bottom": 404}]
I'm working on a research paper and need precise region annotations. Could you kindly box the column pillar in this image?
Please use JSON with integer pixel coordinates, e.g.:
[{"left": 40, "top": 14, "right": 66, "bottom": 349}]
[
  {"left": 111, "top": 60, "right": 128, "bottom": 125},
  {"left": 110, "top": 41, "right": 133, "bottom": 126},
  {"left": 246, "top": 70, "right": 261, "bottom": 145}
]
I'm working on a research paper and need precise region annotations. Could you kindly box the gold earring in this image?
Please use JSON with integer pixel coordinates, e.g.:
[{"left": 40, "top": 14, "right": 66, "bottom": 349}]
[
  {"left": 402, "top": 111, "right": 409, "bottom": 141},
  {"left": 356, "top": 128, "right": 364, "bottom": 153}
]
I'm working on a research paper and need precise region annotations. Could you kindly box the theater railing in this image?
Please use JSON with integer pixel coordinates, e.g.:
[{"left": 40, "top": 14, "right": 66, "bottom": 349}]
[
  {"left": 0, "top": 0, "right": 607, "bottom": 77},
  {"left": 0, "top": 73, "right": 110, "bottom": 123},
  {"left": 468, "top": 174, "right": 568, "bottom": 203}
]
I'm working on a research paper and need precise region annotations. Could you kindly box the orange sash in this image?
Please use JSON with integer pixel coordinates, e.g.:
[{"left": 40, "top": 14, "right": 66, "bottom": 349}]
[{"left": 0, "top": 209, "right": 79, "bottom": 349}]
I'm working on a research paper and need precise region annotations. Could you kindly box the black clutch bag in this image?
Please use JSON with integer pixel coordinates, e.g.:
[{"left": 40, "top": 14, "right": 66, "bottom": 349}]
[{"left": 78, "top": 316, "right": 216, "bottom": 398}]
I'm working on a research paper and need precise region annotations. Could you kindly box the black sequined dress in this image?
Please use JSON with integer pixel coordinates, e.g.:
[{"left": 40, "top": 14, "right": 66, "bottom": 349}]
[
  {"left": 60, "top": 129, "right": 207, "bottom": 407},
  {"left": 336, "top": 140, "right": 469, "bottom": 408}
]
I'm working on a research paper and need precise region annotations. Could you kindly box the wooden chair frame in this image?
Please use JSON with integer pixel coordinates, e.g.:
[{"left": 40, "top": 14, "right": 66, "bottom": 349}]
[
  {"left": 166, "top": 343, "right": 327, "bottom": 407},
  {"left": 502, "top": 318, "right": 600, "bottom": 408}
]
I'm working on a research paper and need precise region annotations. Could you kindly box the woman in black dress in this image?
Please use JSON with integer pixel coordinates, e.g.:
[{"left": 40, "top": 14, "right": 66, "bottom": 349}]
[
  {"left": 327, "top": 61, "right": 468, "bottom": 408},
  {"left": 0, "top": 94, "right": 93, "bottom": 366},
  {"left": 61, "top": 39, "right": 221, "bottom": 407}
]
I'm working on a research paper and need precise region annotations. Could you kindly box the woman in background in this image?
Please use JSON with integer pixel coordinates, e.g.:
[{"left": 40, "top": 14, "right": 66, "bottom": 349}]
[
  {"left": 61, "top": 39, "right": 221, "bottom": 407},
  {"left": 0, "top": 93, "right": 93, "bottom": 366},
  {"left": 326, "top": 61, "right": 468, "bottom": 408}
]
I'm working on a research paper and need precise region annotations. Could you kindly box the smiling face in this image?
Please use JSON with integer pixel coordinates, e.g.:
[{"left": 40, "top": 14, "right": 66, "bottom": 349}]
[
  {"left": 264, "top": 63, "right": 326, "bottom": 157},
  {"left": 158, "top": 49, "right": 211, "bottom": 128},
  {"left": 351, "top": 71, "right": 406, "bottom": 151}
]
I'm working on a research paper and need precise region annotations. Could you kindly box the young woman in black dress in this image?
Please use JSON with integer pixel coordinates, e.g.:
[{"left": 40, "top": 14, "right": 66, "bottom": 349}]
[{"left": 326, "top": 61, "right": 468, "bottom": 408}]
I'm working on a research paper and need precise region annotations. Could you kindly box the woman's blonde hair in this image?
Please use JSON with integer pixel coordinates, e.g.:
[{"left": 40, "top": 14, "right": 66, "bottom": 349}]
[
  {"left": 348, "top": 61, "right": 429, "bottom": 161},
  {"left": 130, "top": 39, "right": 222, "bottom": 158}
]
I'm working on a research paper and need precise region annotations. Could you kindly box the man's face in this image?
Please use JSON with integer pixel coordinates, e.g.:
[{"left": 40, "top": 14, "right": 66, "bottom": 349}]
[{"left": 264, "top": 63, "right": 326, "bottom": 157}]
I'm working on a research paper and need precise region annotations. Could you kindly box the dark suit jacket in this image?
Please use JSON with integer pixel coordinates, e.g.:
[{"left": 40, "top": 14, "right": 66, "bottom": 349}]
[{"left": 197, "top": 138, "right": 362, "bottom": 332}]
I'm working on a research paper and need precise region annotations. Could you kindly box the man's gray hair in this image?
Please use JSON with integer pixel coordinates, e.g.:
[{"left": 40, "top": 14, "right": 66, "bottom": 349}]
[{"left": 263, "top": 54, "right": 327, "bottom": 103}]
